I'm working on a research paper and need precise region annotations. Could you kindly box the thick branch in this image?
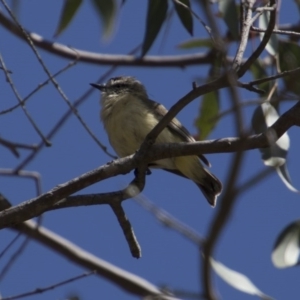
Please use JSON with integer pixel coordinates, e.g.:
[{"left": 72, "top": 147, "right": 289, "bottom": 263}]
[
  {"left": 0, "top": 95, "right": 299, "bottom": 228},
  {"left": 141, "top": 76, "right": 229, "bottom": 150},
  {"left": 0, "top": 203, "right": 171, "bottom": 298}
]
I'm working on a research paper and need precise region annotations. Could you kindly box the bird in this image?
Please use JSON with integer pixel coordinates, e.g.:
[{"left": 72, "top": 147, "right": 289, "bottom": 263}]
[{"left": 90, "top": 76, "right": 222, "bottom": 206}]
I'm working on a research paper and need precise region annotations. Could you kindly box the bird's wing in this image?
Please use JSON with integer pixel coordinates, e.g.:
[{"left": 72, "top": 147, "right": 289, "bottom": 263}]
[{"left": 145, "top": 99, "right": 211, "bottom": 167}]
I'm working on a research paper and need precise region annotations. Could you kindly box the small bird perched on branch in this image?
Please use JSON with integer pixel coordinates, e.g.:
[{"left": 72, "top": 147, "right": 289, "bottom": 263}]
[{"left": 91, "top": 76, "right": 222, "bottom": 207}]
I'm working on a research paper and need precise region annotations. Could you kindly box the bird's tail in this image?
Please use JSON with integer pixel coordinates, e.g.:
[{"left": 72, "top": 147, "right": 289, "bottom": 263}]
[{"left": 195, "top": 168, "right": 222, "bottom": 207}]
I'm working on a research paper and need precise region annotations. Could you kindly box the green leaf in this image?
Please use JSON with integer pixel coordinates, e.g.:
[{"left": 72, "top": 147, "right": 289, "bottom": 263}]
[
  {"left": 250, "top": 61, "right": 269, "bottom": 93},
  {"left": 141, "top": 0, "right": 168, "bottom": 56},
  {"left": 54, "top": 0, "right": 83, "bottom": 37},
  {"left": 279, "top": 40, "right": 300, "bottom": 95},
  {"left": 272, "top": 221, "right": 300, "bottom": 268},
  {"left": 258, "top": 10, "right": 278, "bottom": 56},
  {"left": 177, "top": 38, "right": 213, "bottom": 49},
  {"left": 219, "top": 0, "right": 239, "bottom": 40},
  {"left": 195, "top": 90, "right": 219, "bottom": 140},
  {"left": 174, "top": 0, "right": 193, "bottom": 36},
  {"left": 91, "top": 0, "right": 116, "bottom": 38}
]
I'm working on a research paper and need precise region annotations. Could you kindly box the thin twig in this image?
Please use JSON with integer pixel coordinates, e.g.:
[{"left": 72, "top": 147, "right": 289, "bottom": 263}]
[
  {"left": 236, "top": 167, "right": 275, "bottom": 195},
  {"left": 0, "top": 138, "right": 38, "bottom": 151},
  {"left": 214, "top": 98, "right": 266, "bottom": 121},
  {"left": 0, "top": 233, "right": 21, "bottom": 259},
  {"left": 110, "top": 203, "right": 141, "bottom": 258},
  {"left": 237, "top": 81, "right": 265, "bottom": 94},
  {"left": 247, "top": 66, "right": 300, "bottom": 87},
  {"left": 0, "top": 60, "right": 77, "bottom": 115},
  {"left": 1, "top": 271, "right": 96, "bottom": 300},
  {"left": 0, "top": 137, "right": 38, "bottom": 158},
  {"left": 1, "top": 0, "right": 107, "bottom": 155},
  {"left": 0, "top": 53, "right": 51, "bottom": 145},
  {"left": 0, "top": 169, "right": 42, "bottom": 196},
  {"left": 251, "top": 25, "right": 300, "bottom": 36},
  {"left": 109, "top": 161, "right": 148, "bottom": 258},
  {"left": 14, "top": 44, "right": 141, "bottom": 172},
  {"left": 237, "top": 0, "right": 277, "bottom": 77},
  {"left": 134, "top": 194, "right": 204, "bottom": 245},
  {"left": 0, "top": 236, "right": 30, "bottom": 281}
]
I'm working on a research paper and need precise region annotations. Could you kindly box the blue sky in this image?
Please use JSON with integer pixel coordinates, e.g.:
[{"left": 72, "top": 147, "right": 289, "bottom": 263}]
[{"left": 1, "top": 1, "right": 300, "bottom": 299}]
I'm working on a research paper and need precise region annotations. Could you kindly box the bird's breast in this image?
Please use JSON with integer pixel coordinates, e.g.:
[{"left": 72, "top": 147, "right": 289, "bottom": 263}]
[{"left": 102, "top": 97, "right": 159, "bottom": 157}]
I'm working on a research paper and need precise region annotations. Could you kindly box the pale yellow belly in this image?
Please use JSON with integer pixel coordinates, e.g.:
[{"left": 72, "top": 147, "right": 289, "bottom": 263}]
[{"left": 103, "top": 100, "right": 178, "bottom": 169}]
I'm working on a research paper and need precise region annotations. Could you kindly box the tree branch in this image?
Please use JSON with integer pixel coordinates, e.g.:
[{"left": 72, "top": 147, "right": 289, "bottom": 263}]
[
  {"left": 0, "top": 9, "right": 223, "bottom": 68},
  {"left": 237, "top": 0, "right": 277, "bottom": 77},
  {"left": 0, "top": 197, "right": 174, "bottom": 299},
  {"left": 0, "top": 93, "right": 299, "bottom": 228}
]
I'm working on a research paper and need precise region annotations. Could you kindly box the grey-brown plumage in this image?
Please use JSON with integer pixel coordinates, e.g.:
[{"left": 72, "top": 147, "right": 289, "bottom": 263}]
[{"left": 90, "top": 76, "right": 222, "bottom": 206}]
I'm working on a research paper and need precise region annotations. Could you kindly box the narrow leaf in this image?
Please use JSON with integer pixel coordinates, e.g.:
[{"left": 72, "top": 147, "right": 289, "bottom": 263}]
[
  {"left": 250, "top": 61, "right": 269, "bottom": 93},
  {"left": 219, "top": 0, "right": 239, "bottom": 40},
  {"left": 251, "top": 103, "right": 298, "bottom": 192},
  {"left": 258, "top": 11, "right": 278, "bottom": 56},
  {"left": 142, "top": 0, "right": 168, "bottom": 56},
  {"left": 54, "top": 0, "right": 83, "bottom": 37},
  {"left": 195, "top": 90, "right": 219, "bottom": 140},
  {"left": 272, "top": 221, "right": 300, "bottom": 268},
  {"left": 276, "top": 165, "right": 299, "bottom": 193},
  {"left": 210, "top": 258, "right": 273, "bottom": 299},
  {"left": 177, "top": 38, "right": 213, "bottom": 49},
  {"left": 279, "top": 40, "right": 300, "bottom": 95},
  {"left": 174, "top": 0, "right": 193, "bottom": 36},
  {"left": 91, "top": 0, "right": 116, "bottom": 38},
  {"left": 252, "top": 103, "right": 290, "bottom": 167}
]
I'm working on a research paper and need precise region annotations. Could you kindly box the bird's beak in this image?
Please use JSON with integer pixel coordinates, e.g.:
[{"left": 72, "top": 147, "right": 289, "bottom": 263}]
[{"left": 90, "top": 83, "right": 106, "bottom": 91}]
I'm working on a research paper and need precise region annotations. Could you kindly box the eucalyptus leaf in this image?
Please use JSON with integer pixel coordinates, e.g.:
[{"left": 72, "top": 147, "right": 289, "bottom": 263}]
[
  {"left": 276, "top": 164, "right": 299, "bottom": 193},
  {"left": 211, "top": 258, "right": 273, "bottom": 299},
  {"left": 250, "top": 61, "right": 269, "bottom": 93},
  {"left": 177, "top": 38, "right": 213, "bottom": 49},
  {"left": 141, "top": 0, "right": 168, "bottom": 56},
  {"left": 251, "top": 103, "right": 299, "bottom": 192},
  {"left": 258, "top": 11, "right": 278, "bottom": 56},
  {"left": 195, "top": 90, "right": 219, "bottom": 140},
  {"left": 252, "top": 103, "right": 290, "bottom": 168},
  {"left": 54, "top": 0, "right": 82, "bottom": 37},
  {"left": 279, "top": 40, "right": 300, "bottom": 95},
  {"left": 272, "top": 221, "right": 300, "bottom": 268},
  {"left": 219, "top": 0, "right": 239, "bottom": 39},
  {"left": 174, "top": 0, "right": 193, "bottom": 36},
  {"left": 91, "top": 0, "right": 116, "bottom": 38}
]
